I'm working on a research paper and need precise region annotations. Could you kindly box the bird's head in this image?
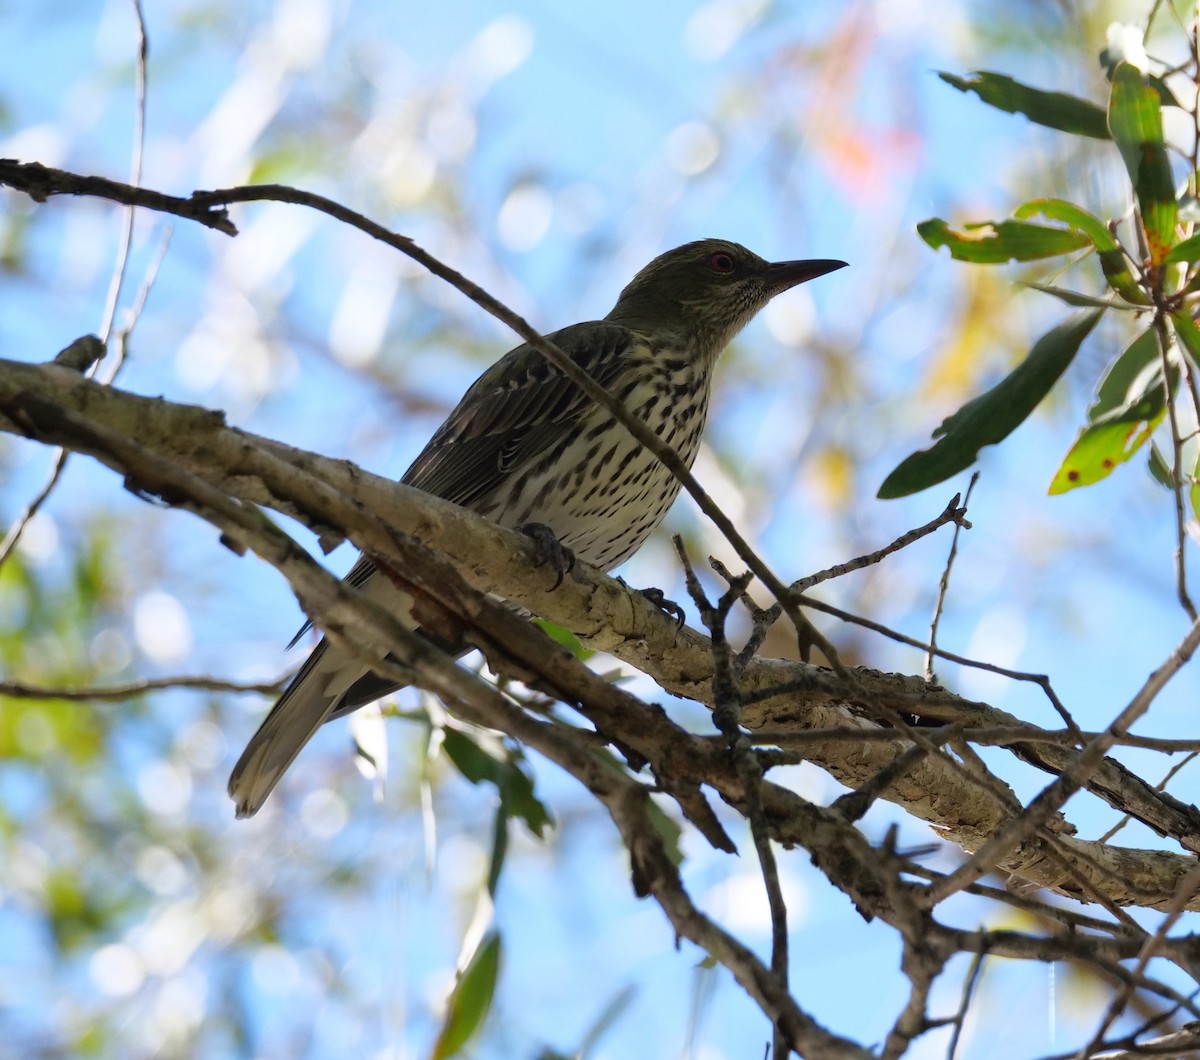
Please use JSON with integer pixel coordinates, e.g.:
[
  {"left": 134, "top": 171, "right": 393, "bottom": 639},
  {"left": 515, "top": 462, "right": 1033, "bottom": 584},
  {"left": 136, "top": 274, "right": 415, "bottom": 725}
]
[{"left": 605, "top": 239, "right": 845, "bottom": 357}]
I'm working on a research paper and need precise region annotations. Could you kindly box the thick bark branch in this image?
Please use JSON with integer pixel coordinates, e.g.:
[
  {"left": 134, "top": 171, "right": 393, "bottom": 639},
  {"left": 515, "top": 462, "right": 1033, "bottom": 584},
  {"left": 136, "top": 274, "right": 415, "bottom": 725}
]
[{"left": 2, "top": 351, "right": 1198, "bottom": 911}]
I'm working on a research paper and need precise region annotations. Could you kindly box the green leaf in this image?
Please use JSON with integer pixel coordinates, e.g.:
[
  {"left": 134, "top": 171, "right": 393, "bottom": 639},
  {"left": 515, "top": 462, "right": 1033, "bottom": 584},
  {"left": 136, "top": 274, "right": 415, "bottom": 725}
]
[
  {"left": 532, "top": 616, "right": 594, "bottom": 660},
  {"left": 939, "top": 71, "right": 1111, "bottom": 139},
  {"left": 646, "top": 797, "right": 684, "bottom": 868},
  {"left": 1048, "top": 416, "right": 1162, "bottom": 493},
  {"left": 1050, "top": 328, "right": 1173, "bottom": 493},
  {"left": 1108, "top": 62, "right": 1178, "bottom": 264},
  {"left": 442, "top": 728, "right": 553, "bottom": 839},
  {"left": 1147, "top": 442, "right": 1174, "bottom": 488},
  {"left": 918, "top": 217, "right": 1090, "bottom": 263},
  {"left": 1164, "top": 232, "right": 1200, "bottom": 263},
  {"left": 499, "top": 757, "right": 552, "bottom": 839},
  {"left": 486, "top": 801, "right": 509, "bottom": 897},
  {"left": 1172, "top": 310, "right": 1200, "bottom": 366},
  {"left": 1014, "top": 198, "right": 1148, "bottom": 303},
  {"left": 878, "top": 309, "right": 1103, "bottom": 498},
  {"left": 1089, "top": 328, "right": 1161, "bottom": 420},
  {"left": 432, "top": 931, "right": 502, "bottom": 1059}
]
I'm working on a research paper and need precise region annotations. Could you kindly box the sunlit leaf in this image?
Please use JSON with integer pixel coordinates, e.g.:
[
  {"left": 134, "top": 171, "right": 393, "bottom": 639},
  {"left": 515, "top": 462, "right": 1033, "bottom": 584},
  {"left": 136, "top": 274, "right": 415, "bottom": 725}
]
[
  {"left": 1048, "top": 415, "right": 1162, "bottom": 493},
  {"left": 918, "top": 217, "right": 1089, "bottom": 263},
  {"left": 878, "top": 309, "right": 1103, "bottom": 498},
  {"left": 432, "top": 931, "right": 502, "bottom": 1059},
  {"left": 1163, "top": 232, "right": 1200, "bottom": 263},
  {"left": 532, "top": 616, "right": 594, "bottom": 660},
  {"left": 1108, "top": 62, "right": 1178, "bottom": 265},
  {"left": 939, "top": 71, "right": 1110, "bottom": 139}
]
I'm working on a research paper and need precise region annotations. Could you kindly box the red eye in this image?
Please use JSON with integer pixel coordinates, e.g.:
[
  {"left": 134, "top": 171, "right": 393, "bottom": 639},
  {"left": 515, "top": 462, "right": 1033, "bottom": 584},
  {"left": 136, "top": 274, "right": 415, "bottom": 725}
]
[{"left": 708, "top": 251, "right": 736, "bottom": 273}]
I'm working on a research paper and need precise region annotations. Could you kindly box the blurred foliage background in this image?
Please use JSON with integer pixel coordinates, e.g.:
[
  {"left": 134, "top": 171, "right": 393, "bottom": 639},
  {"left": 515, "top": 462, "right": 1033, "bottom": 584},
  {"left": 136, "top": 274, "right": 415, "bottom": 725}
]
[{"left": 2, "top": 1, "right": 1197, "bottom": 1057}]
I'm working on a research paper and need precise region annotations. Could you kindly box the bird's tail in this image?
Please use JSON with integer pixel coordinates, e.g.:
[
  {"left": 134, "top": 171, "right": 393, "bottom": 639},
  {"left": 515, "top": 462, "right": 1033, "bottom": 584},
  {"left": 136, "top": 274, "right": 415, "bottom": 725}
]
[{"left": 228, "top": 640, "right": 361, "bottom": 818}]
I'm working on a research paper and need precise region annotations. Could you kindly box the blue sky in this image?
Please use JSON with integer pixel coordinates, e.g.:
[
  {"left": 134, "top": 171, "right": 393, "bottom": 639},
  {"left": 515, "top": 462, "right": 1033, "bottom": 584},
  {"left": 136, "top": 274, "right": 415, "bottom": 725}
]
[{"left": 2, "top": 1, "right": 1197, "bottom": 1057}]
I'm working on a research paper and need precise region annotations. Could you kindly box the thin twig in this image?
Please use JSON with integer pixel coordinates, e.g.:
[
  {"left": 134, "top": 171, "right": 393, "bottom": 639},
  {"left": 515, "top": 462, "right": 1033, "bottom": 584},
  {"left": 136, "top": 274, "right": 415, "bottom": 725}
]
[
  {"left": 97, "top": 0, "right": 149, "bottom": 347},
  {"left": 792, "top": 492, "right": 969, "bottom": 594},
  {"left": 674, "top": 537, "right": 792, "bottom": 1059},
  {"left": 1153, "top": 311, "right": 1198, "bottom": 622},
  {"left": 926, "top": 615, "right": 1200, "bottom": 908},
  {"left": 1097, "top": 751, "right": 1200, "bottom": 844},
  {"left": 925, "top": 475, "right": 977, "bottom": 683},
  {"left": 1077, "top": 859, "right": 1200, "bottom": 1058},
  {"left": 0, "top": 676, "right": 283, "bottom": 700}
]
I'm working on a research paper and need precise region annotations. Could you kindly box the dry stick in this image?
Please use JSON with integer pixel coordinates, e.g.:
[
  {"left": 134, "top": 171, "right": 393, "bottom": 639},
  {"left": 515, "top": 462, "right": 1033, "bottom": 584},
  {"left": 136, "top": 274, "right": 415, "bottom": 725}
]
[
  {"left": 783, "top": 589, "right": 1077, "bottom": 723},
  {"left": 754, "top": 724, "right": 1200, "bottom": 753},
  {"left": 0, "top": 447, "right": 70, "bottom": 568},
  {"left": 925, "top": 474, "right": 976, "bottom": 684},
  {"left": 1097, "top": 751, "right": 1200, "bottom": 845},
  {"left": 790, "top": 491, "right": 969, "bottom": 594},
  {"left": 0, "top": 160, "right": 237, "bottom": 234},
  {"left": 883, "top": 942, "right": 943, "bottom": 1060},
  {"left": 674, "top": 537, "right": 792, "bottom": 1060},
  {"left": 946, "top": 949, "right": 987, "bottom": 1060},
  {"left": 717, "top": 495, "right": 966, "bottom": 675},
  {"left": 103, "top": 224, "right": 173, "bottom": 383},
  {"left": 0, "top": 676, "right": 283, "bottom": 700},
  {"left": 1080, "top": 1025, "right": 1200, "bottom": 1060}
]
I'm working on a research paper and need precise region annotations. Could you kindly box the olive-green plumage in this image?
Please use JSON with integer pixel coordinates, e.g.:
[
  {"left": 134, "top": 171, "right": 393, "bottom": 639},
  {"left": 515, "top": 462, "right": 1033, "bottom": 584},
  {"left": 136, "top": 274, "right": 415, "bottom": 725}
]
[{"left": 229, "top": 239, "right": 845, "bottom": 816}]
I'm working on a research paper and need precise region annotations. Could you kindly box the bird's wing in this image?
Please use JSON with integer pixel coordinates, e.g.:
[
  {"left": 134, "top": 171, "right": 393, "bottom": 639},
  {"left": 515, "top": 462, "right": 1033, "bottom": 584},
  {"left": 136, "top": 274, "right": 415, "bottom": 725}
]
[
  {"left": 286, "top": 321, "right": 637, "bottom": 648},
  {"left": 401, "top": 320, "right": 636, "bottom": 505}
]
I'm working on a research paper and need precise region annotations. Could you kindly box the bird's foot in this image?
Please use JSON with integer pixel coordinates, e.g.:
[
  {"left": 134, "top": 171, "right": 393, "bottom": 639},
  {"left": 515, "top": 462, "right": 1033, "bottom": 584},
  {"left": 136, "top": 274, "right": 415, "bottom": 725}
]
[
  {"left": 639, "top": 586, "right": 686, "bottom": 628},
  {"left": 520, "top": 522, "right": 576, "bottom": 590}
]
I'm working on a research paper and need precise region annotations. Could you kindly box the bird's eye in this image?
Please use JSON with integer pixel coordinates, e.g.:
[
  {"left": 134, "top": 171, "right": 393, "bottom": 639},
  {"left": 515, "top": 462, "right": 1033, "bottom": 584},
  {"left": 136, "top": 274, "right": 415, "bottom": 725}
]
[{"left": 708, "top": 252, "right": 736, "bottom": 274}]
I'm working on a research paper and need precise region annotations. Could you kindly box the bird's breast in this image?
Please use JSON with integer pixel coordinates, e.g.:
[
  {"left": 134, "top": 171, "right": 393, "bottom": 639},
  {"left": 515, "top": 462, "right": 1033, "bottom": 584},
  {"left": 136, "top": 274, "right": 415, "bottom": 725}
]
[{"left": 482, "top": 356, "right": 713, "bottom": 571}]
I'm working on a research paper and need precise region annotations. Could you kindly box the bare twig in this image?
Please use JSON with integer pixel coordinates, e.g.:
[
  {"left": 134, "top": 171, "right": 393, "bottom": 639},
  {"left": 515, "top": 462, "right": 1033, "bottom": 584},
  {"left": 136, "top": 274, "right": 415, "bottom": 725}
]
[
  {"left": 1153, "top": 312, "right": 1198, "bottom": 622},
  {"left": 0, "top": 676, "right": 283, "bottom": 700},
  {"left": 791, "top": 492, "right": 970, "bottom": 594},
  {"left": 925, "top": 475, "right": 977, "bottom": 683},
  {"left": 675, "top": 538, "right": 792, "bottom": 1059}
]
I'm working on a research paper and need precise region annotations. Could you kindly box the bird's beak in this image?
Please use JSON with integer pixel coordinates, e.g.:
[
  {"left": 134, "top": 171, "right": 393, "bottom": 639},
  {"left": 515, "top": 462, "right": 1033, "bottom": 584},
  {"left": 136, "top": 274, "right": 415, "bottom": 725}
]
[{"left": 764, "top": 258, "right": 847, "bottom": 294}]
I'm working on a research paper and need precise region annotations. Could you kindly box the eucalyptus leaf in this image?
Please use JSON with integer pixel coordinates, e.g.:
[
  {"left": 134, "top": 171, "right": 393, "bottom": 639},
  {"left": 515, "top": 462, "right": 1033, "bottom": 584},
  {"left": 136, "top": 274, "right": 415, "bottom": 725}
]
[
  {"left": 939, "top": 71, "right": 1110, "bottom": 139},
  {"left": 1108, "top": 62, "right": 1178, "bottom": 264},
  {"left": 918, "top": 217, "right": 1089, "bottom": 263},
  {"left": 879, "top": 309, "right": 1103, "bottom": 498}
]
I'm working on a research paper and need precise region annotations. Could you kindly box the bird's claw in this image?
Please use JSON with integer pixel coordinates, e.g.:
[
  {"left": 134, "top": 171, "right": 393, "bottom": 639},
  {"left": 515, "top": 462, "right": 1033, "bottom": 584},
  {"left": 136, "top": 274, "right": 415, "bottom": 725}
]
[
  {"left": 640, "top": 586, "right": 686, "bottom": 627},
  {"left": 520, "top": 522, "right": 576, "bottom": 590}
]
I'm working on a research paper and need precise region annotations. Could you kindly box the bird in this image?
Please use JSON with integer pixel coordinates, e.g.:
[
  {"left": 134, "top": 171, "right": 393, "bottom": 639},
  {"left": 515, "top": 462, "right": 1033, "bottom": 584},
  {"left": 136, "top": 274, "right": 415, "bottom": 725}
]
[{"left": 228, "top": 238, "right": 845, "bottom": 817}]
